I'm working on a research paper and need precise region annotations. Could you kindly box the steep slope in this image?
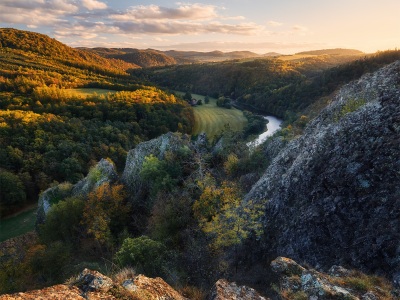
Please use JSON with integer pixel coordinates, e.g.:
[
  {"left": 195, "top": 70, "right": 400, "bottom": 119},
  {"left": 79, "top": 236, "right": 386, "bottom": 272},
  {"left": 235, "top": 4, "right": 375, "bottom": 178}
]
[
  {"left": 0, "top": 28, "right": 138, "bottom": 74},
  {"left": 245, "top": 61, "right": 400, "bottom": 277},
  {"left": 84, "top": 47, "right": 176, "bottom": 68}
]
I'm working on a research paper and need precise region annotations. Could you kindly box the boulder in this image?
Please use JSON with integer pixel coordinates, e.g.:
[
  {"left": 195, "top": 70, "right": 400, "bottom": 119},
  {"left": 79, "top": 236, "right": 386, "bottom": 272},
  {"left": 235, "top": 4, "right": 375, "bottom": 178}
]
[{"left": 208, "top": 279, "right": 266, "bottom": 300}]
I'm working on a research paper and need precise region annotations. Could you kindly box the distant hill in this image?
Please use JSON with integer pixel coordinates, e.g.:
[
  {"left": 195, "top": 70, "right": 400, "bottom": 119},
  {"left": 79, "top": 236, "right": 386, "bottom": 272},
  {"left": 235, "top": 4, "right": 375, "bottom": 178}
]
[
  {"left": 164, "top": 50, "right": 261, "bottom": 63},
  {"left": 263, "top": 52, "right": 282, "bottom": 57},
  {"left": 83, "top": 47, "right": 177, "bottom": 68},
  {"left": 0, "top": 28, "right": 138, "bottom": 74},
  {"left": 296, "top": 48, "right": 364, "bottom": 56}
]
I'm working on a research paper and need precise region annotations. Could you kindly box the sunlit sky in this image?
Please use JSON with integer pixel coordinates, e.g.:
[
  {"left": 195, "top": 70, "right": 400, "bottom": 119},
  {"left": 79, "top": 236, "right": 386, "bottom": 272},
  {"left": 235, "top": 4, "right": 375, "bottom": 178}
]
[{"left": 0, "top": 0, "right": 399, "bottom": 54}]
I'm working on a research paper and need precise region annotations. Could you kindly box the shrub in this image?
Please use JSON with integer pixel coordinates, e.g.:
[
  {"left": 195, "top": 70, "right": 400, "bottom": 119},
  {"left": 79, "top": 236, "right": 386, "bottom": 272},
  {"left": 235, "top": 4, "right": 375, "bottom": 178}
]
[{"left": 115, "top": 236, "right": 166, "bottom": 277}]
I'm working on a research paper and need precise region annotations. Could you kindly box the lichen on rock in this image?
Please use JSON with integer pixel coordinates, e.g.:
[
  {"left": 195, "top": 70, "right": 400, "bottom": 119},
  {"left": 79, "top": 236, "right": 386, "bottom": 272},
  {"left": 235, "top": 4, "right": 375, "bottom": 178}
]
[{"left": 245, "top": 61, "right": 400, "bottom": 276}]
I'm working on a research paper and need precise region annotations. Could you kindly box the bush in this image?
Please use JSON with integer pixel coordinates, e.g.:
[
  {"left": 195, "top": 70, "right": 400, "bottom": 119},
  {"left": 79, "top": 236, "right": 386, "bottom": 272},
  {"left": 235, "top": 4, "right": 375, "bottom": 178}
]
[
  {"left": 115, "top": 236, "right": 166, "bottom": 277},
  {"left": 39, "top": 196, "right": 85, "bottom": 244}
]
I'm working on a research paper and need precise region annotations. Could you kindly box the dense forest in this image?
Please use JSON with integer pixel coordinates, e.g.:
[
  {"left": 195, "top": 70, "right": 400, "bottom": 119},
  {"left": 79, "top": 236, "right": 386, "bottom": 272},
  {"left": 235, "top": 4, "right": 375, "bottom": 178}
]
[
  {"left": 0, "top": 29, "right": 194, "bottom": 217},
  {"left": 141, "top": 50, "right": 400, "bottom": 120},
  {"left": 82, "top": 47, "right": 177, "bottom": 68}
]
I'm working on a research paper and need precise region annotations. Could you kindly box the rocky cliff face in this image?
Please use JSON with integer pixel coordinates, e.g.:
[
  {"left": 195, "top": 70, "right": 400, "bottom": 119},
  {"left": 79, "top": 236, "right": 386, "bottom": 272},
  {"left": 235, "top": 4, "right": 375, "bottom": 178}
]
[
  {"left": 36, "top": 158, "right": 117, "bottom": 224},
  {"left": 245, "top": 61, "right": 400, "bottom": 278},
  {"left": 121, "top": 132, "right": 190, "bottom": 195}
]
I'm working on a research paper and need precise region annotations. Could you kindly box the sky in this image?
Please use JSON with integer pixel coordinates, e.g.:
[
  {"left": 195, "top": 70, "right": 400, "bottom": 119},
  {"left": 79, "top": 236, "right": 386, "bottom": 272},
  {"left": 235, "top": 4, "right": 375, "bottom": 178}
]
[{"left": 0, "top": 0, "right": 399, "bottom": 54}]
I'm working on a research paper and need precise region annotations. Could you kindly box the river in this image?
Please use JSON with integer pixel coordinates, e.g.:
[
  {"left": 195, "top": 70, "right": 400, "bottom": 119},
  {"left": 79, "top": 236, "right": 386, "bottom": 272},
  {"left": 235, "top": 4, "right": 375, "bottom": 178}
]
[{"left": 248, "top": 115, "right": 283, "bottom": 147}]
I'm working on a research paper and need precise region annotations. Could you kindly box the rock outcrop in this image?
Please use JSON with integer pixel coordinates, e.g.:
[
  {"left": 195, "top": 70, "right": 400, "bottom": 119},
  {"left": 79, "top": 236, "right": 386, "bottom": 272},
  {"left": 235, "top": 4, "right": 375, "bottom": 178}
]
[
  {"left": 72, "top": 158, "right": 118, "bottom": 196},
  {"left": 208, "top": 279, "right": 266, "bottom": 300},
  {"left": 0, "top": 269, "right": 188, "bottom": 300},
  {"left": 36, "top": 158, "right": 117, "bottom": 225},
  {"left": 122, "top": 132, "right": 190, "bottom": 194},
  {"left": 271, "top": 257, "right": 397, "bottom": 300},
  {"left": 245, "top": 61, "right": 400, "bottom": 277}
]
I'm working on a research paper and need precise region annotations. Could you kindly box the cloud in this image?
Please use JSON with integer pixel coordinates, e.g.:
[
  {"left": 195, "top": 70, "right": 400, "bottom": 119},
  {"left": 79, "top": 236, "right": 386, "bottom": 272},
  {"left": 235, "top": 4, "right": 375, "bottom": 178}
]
[
  {"left": 154, "top": 41, "right": 325, "bottom": 53},
  {"left": 81, "top": 0, "right": 107, "bottom": 10},
  {"left": 268, "top": 21, "right": 283, "bottom": 27},
  {"left": 113, "top": 20, "right": 263, "bottom": 35},
  {"left": 0, "top": 1, "right": 265, "bottom": 39},
  {"left": 0, "top": 0, "right": 78, "bottom": 26},
  {"left": 292, "top": 25, "right": 308, "bottom": 31},
  {"left": 110, "top": 4, "right": 218, "bottom": 21}
]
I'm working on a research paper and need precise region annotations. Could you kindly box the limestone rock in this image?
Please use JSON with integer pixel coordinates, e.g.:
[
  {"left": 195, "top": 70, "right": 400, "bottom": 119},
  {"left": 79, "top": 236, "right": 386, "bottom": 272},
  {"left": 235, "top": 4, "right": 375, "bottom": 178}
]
[
  {"left": 328, "top": 265, "right": 352, "bottom": 277},
  {"left": 0, "top": 285, "right": 86, "bottom": 300},
  {"left": 121, "top": 132, "right": 190, "bottom": 194},
  {"left": 36, "top": 182, "right": 73, "bottom": 225},
  {"left": 271, "top": 257, "right": 361, "bottom": 300},
  {"left": 270, "top": 256, "right": 305, "bottom": 276},
  {"left": 36, "top": 158, "right": 117, "bottom": 225},
  {"left": 0, "top": 270, "right": 187, "bottom": 300},
  {"left": 245, "top": 61, "right": 400, "bottom": 276},
  {"left": 72, "top": 158, "right": 118, "bottom": 196},
  {"left": 208, "top": 279, "right": 266, "bottom": 300},
  {"left": 126, "top": 274, "right": 188, "bottom": 300},
  {"left": 74, "top": 268, "right": 114, "bottom": 293}
]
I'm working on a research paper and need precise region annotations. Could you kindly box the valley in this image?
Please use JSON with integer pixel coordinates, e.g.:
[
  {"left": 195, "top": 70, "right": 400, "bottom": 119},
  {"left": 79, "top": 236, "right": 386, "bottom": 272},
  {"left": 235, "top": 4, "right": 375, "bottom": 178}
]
[{"left": 0, "top": 27, "right": 399, "bottom": 300}]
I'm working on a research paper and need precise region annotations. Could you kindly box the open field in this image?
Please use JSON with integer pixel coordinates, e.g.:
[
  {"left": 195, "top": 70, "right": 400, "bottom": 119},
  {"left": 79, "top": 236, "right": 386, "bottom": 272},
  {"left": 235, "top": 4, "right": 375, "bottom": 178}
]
[
  {"left": 65, "top": 88, "right": 117, "bottom": 96},
  {"left": 0, "top": 206, "right": 37, "bottom": 242},
  {"left": 176, "top": 92, "right": 247, "bottom": 139}
]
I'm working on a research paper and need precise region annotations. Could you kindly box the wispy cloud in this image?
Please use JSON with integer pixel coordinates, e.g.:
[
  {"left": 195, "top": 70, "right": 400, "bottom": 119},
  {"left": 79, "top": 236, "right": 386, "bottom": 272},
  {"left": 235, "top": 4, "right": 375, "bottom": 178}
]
[
  {"left": 0, "top": 1, "right": 263, "bottom": 37},
  {"left": 268, "top": 21, "right": 283, "bottom": 27},
  {"left": 292, "top": 25, "right": 308, "bottom": 32},
  {"left": 110, "top": 4, "right": 218, "bottom": 20},
  {"left": 81, "top": 0, "right": 107, "bottom": 10}
]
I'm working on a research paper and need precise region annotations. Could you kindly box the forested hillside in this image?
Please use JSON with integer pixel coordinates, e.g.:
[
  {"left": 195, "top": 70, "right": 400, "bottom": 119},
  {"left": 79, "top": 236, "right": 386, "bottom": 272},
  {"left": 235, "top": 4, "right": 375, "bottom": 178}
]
[
  {"left": 142, "top": 50, "right": 400, "bottom": 120},
  {"left": 83, "top": 47, "right": 177, "bottom": 68},
  {"left": 0, "top": 29, "right": 194, "bottom": 217},
  {"left": 0, "top": 28, "right": 138, "bottom": 75}
]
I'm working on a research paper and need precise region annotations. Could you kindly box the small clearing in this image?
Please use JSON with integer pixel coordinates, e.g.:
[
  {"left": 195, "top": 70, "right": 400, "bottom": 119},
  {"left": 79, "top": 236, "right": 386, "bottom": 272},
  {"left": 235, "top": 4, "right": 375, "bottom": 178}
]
[{"left": 176, "top": 92, "right": 247, "bottom": 139}]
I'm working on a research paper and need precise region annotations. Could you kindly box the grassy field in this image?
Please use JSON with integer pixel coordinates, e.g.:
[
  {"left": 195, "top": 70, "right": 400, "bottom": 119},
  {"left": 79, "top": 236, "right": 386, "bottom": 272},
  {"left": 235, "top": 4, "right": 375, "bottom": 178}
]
[
  {"left": 0, "top": 206, "right": 37, "bottom": 242},
  {"left": 176, "top": 92, "right": 247, "bottom": 139},
  {"left": 65, "top": 88, "right": 117, "bottom": 96}
]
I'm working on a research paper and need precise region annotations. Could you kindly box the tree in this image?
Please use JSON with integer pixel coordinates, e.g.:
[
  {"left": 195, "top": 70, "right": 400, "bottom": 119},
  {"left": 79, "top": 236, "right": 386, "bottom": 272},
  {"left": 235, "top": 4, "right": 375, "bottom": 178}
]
[
  {"left": 0, "top": 169, "right": 26, "bottom": 216},
  {"left": 183, "top": 91, "right": 192, "bottom": 102},
  {"left": 115, "top": 236, "right": 166, "bottom": 276},
  {"left": 39, "top": 196, "right": 85, "bottom": 244},
  {"left": 194, "top": 180, "right": 263, "bottom": 251},
  {"left": 82, "top": 182, "right": 129, "bottom": 245}
]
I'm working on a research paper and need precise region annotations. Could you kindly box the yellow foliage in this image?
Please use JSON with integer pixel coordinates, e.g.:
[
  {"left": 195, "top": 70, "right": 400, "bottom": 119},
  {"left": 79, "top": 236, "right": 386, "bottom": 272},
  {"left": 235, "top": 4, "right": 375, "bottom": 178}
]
[{"left": 82, "top": 182, "right": 129, "bottom": 245}]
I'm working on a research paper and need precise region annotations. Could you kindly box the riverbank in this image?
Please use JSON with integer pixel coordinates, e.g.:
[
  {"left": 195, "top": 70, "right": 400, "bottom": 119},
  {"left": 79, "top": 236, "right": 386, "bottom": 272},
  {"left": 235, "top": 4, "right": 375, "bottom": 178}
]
[{"left": 248, "top": 116, "right": 283, "bottom": 147}]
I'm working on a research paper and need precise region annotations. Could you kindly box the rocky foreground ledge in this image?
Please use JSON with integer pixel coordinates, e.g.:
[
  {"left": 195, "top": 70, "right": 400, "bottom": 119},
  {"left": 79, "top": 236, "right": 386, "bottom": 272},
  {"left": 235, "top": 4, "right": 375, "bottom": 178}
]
[{"left": 1, "top": 257, "right": 398, "bottom": 299}]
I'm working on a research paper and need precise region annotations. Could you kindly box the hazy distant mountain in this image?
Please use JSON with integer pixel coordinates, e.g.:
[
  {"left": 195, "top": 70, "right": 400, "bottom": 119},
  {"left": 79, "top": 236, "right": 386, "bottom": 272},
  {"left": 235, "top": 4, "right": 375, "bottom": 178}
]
[
  {"left": 296, "top": 48, "right": 364, "bottom": 56},
  {"left": 163, "top": 50, "right": 262, "bottom": 63},
  {"left": 263, "top": 52, "right": 282, "bottom": 57}
]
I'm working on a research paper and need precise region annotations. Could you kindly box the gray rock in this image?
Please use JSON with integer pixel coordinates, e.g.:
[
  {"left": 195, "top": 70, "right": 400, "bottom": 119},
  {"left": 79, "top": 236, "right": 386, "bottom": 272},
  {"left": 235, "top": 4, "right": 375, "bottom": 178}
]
[
  {"left": 36, "top": 158, "right": 117, "bottom": 225},
  {"left": 36, "top": 182, "right": 73, "bottom": 225},
  {"left": 121, "top": 132, "right": 190, "bottom": 195},
  {"left": 361, "top": 291, "right": 377, "bottom": 300},
  {"left": 328, "top": 265, "right": 352, "bottom": 277},
  {"left": 246, "top": 61, "right": 400, "bottom": 275},
  {"left": 74, "top": 268, "right": 113, "bottom": 293},
  {"left": 72, "top": 158, "right": 118, "bottom": 196},
  {"left": 208, "top": 279, "right": 266, "bottom": 300}
]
